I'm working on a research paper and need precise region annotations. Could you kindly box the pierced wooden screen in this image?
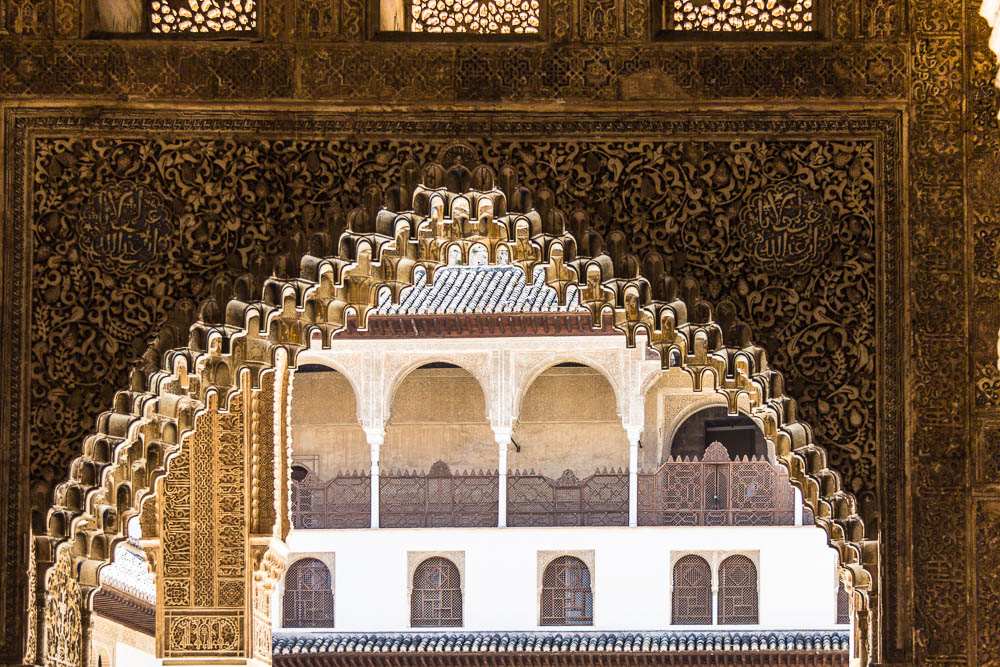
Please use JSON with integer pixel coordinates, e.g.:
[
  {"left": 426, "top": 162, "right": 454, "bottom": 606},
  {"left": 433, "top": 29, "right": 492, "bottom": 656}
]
[
  {"left": 671, "top": 555, "right": 711, "bottom": 625},
  {"left": 411, "top": 557, "right": 463, "bottom": 627},
  {"left": 507, "top": 469, "right": 628, "bottom": 527},
  {"left": 292, "top": 472, "right": 371, "bottom": 529},
  {"left": 667, "top": 0, "right": 813, "bottom": 32},
  {"left": 718, "top": 555, "right": 758, "bottom": 624},
  {"left": 637, "top": 443, "right": 795, "bottom": 526},
  {"left": 836, "top": 581, "right": 850, "bottom": 624},
  {"left": 540, "top": 556, "right": 593, "bottom": 626},
  {"left": 283, "top": 558, "right": 334, "bottom": 628},
  {"left": 381, "top": 462, "right": 498, "bottom": 528}
]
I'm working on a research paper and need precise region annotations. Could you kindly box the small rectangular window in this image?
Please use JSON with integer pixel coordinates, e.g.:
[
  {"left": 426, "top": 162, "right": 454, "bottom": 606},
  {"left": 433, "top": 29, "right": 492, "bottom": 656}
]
[
  {"left": 654, "top": 0, "right": 822, "bottom": 39},
  {"left": 377, "top": 0, "right": 541, "bottom": 37},
  {"left": 149, "top": 0, "right": 257, "bottom": 33}
]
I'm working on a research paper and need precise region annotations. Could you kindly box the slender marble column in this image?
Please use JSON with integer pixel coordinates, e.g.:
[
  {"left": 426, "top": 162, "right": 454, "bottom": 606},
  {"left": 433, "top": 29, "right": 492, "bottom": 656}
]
[
  {"left": 625, "top": 425, "right": 642, "bottom": 527},
  {"left": 364, "top": 427, "right": 385, "bottom": 529},
  {"left": 493, "top": 427, "right": 513, "bottom": 527}
]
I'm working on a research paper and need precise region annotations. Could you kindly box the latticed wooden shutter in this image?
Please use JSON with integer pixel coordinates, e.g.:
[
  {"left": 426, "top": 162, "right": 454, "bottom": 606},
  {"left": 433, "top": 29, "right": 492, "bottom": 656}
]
[
  {"left": 837, "top": 581, "right": 851, "bottom": 624},
  {"left": 411, "top": 557, "right": 463, "bottom": 627},
  {"left": 672, "top": 555, "right": 712, "bottom": 624},
  {"left": 540, "top": 556, "right": 593, "bottom": 625},
  {"left": 718, "top": 555, "right": 758, "bottom": 624},
  {"left": 283, "top": 558, "right": 334, "bottom": 628}
]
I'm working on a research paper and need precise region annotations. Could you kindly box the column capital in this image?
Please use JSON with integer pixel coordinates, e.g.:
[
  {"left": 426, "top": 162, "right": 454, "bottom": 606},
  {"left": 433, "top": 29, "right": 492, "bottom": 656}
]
[
  {"left": 492, "top": 426, "right": 513, "bottom": 445},
  {"left": 624, "top": 424, "right": 643, "bottom": 443},
  {"left": 363, "top": 426, "right": 386, "bottom": 447}
]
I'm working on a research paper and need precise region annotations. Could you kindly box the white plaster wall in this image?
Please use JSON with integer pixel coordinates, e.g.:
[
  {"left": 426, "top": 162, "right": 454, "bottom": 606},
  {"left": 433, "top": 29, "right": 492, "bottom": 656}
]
[
  {"left": 114, "top": 642, "right": 158, "bottom": 667},
  {"left": 277, "top": 525, "right": 842, "bottom": 633}
]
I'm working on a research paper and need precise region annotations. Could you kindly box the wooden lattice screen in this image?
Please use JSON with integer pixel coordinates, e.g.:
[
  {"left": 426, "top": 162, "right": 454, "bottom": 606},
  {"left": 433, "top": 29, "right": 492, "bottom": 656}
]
[
  {"left": 718, "top": 555, "right": 758, "bottom": 625},
  {"left": 540, "top": 556, "right": 593, "bottom": 626},
  {"left": 411, "top": 557, "right": 463, "bottom": 627},
  {"left": 671, "top": 555, "right": 712, "bottom": 625},
  {"left": 291, "top": 472, "right": 370, "bottom": 529},
  {"left": 837, "top": 581, "right": 850, "bottom": 624},
  {"left": 637, "top": 442, "right": 795, "bottom": 526},
  {"left": 381, "top": 461, "right": 498, "bottom": 528},
  {"left": 507, "top": 469, "right": 628, "bottom": 527},
  {"left": 282, "top": 558, "right": 335, "bottom": 628}
]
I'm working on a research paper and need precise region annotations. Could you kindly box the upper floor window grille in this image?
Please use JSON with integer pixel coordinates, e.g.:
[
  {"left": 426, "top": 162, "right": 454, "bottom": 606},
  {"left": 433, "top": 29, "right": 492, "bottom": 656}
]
[
  {"left": 666, "top": 0, "right": 813, "bottom": 33},
  {"left": 718, "top": 555, "right": 758, "bottom": 624},
  {"left": 671, "top": 555, "right": 712, "bottom": 625},
  {"left": 381, "top": 0, "right": 540, "bottom": 34},
  {"left": 149, "top": 0, "right": 256, "bottom": 33},
  {"left": 540, "top": 556, "right": 593, "bottom": 626},
  {"left": 411, "top": 557, "right": 463, "bottom": 627},
  {"left": 283, "top": 558, "right": 334, "bottom": 628},
  {"left": 836, "top": 581, "right": 850, "bottom": 624}
]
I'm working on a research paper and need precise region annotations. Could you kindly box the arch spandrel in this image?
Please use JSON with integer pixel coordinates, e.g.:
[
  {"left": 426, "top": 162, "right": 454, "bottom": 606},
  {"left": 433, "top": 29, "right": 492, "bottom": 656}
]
[
  {"left": 31, "top": 166, "right": 877, "bottom": 666},
  {"left": 511, "top": 350, "right": 629, "bottom": 425},
  {"left": 381, "top": 353, "right": 495, "bottom": 428},
  {"left": 290, "top": 350, "right": 369, "bottom": 427}
]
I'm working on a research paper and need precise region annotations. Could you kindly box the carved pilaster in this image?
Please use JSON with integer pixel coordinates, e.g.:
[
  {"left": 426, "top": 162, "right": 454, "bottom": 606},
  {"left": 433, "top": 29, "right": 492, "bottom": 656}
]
[{"left": 158, "top": 386, "right": 251, "bottom": 660}]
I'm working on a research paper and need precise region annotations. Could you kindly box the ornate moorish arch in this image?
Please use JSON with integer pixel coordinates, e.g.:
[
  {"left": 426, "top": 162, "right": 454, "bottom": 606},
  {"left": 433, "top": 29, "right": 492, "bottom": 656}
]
[{"left": 28, "top": 163, "right": 878, "bottom": 667}]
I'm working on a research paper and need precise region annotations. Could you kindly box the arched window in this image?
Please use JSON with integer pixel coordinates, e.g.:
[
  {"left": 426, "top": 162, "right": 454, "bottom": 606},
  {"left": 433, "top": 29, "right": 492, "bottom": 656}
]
[
  {"left": 540, "top": 556, "right": 593, "bottom": 626},
  {"left": 411, "top": 557, "right": 462, "bottom": 627},
  {"left": 283, "top": 558, "right": 334, "bottom": 628},
  {"left": 837, "top": 581, "right": 850, "bottom": 624},
  {"left": 718, "top": 555, "right": 758, "bottom": 624},
  {"left": 671, "top": 555, "right": 711, "bottom": 624}
]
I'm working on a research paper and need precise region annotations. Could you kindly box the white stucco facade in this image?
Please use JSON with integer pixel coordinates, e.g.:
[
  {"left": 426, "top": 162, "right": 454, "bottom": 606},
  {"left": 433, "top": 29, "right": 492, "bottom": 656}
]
[{"left": 274, "top": 524, "right": 846, "bottom": 634}]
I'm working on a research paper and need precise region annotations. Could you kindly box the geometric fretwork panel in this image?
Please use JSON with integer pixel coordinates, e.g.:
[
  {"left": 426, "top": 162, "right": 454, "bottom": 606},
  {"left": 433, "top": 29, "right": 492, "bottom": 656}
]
[
  {"left": 637, "top": 444, "right": 796, "bottom": 526},
  {"left": 411, "top": 558, "right": 462, "bottom": 627},
  {"left": 291, "top": 473, "right": 370, "bottom": 529},
  {"left": 410, "top": 0, "right": 539, "bottom": 33},
  {"left": 718, "top": 555, "right": 758, "bottom": 624},
  {"left": 540, "top": 556, "right": 593, "bottom": 626},
  {"left": 28, "top": 131, "right": 883, "bottom": 521},
  {"left": 381, "top": 462, "right": 498, "bottom": 528},
  {"left": 508, "top": 469, "right": 628, "bottom": 527},
  {"left": 671, "top": 555, "right": 711, "bottom": 625},
  {"left": 669, "top": 0, "right": 813, "bottom": 32},
  {"left": 283, "top": 559, "right": 334, "bottom": 628},
  {"left": 149, "top": 0, "right": 255, "bottom": 32},
  {"left": 836, "top": 581, "right": 850, "bottom": 625}
]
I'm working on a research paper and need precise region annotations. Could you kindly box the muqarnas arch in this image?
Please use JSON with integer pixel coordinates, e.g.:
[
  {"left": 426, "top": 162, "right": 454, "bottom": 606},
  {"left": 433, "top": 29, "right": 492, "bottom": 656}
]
[{"left": 29, "top": 162, "right": 878, "bottom": 667}]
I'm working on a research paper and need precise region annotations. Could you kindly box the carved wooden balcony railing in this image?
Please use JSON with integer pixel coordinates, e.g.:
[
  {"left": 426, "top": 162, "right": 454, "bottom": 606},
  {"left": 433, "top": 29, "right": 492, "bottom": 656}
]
[
  {"left": 637, "top": 442, "right": 796, "bottom": 526},
  {"left": 291, "top": 472, "right": 371, "bottom": 529},
  {"left": 292, "top": 444, "right": 803, "bottom": 529},
  {"left": 506, "top": 469, "right": 629, "bottom": 527},
  {"left": 380, "top": 461, "right": 499, "bottom": 528}
]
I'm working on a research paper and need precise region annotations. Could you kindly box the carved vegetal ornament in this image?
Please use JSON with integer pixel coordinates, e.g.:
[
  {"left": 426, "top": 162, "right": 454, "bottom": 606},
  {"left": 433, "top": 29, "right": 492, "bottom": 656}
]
[
  {"left": 43, "top": 551, "right": 83, "bottom": 667},
  {"left": 32, "top": 165, "right": 876, "bottom": 665}
]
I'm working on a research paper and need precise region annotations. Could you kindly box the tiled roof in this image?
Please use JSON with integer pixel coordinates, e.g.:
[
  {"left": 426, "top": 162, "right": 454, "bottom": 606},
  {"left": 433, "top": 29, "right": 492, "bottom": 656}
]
[
  {"left": 273, "top": 632, "right": 850, "bottom": 655},
  {"left": 99, "top": 539, "right": 156, "bottom": 604},
  {"left": 375, "top": 266, "right": 585, "bottom": 316}
]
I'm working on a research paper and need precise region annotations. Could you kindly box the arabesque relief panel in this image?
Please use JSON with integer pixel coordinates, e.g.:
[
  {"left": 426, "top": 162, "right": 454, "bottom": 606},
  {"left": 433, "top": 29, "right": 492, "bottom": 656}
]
[{"left": 21, "top": 114, "right": 898, "bottom": 517}]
